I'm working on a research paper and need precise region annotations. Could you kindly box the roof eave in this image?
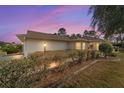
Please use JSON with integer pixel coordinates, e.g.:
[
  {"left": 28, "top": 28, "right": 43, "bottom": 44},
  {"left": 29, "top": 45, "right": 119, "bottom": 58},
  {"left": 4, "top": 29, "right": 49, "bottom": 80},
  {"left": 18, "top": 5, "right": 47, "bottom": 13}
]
[{"left": 16, "top": 34, "right": 26, "bottom": 42}]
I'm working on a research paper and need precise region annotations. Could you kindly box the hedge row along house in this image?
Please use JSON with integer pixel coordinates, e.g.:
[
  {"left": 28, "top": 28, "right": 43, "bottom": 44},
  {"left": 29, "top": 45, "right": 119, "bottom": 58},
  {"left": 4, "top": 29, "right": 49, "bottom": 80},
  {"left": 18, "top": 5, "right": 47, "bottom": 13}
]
[{"left": 17, "top": 31, "right": 103, "bottom": 57}]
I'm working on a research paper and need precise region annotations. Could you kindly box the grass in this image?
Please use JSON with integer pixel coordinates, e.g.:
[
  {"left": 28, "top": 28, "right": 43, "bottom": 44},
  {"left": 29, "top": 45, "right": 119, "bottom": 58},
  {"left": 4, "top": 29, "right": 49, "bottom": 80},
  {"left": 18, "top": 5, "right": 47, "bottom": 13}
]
[{"left": 62, "top": 52, "right": 124, "bottom": 88}]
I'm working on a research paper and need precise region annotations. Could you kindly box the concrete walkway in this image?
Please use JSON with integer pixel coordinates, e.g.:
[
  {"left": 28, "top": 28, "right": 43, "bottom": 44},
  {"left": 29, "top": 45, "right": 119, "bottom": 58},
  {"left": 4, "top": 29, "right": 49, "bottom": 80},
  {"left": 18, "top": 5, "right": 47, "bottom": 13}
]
[{"left": 74, "top": 60, "right": 98, "bottom": 75}]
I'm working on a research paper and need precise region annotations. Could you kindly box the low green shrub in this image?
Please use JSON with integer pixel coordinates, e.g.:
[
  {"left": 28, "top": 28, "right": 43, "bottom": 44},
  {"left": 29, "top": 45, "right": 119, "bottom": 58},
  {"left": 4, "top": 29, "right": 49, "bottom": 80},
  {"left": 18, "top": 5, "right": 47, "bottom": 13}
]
[
  {"left": 99, "top": 42, "right": 113, "bottom": 58},
  {"left": 77, "top": 50, "right": 86, "bottom": 63},
  {"left": 110, "top": 52, "right": 118, "bottom": 57},
  {"left": 0, "top": 50, "right": 7, "bottom": 56},
  {"left": 114, "top": 46, "right": 119, "bottom": 52},
  {"left": 86, "top": 50, "right": 92, "bottom": 60},
  {"left": 95, "top": 51, "right": 101, "bottom": 58},
  {"left": 90, "top": 50, "right": 101, "bottom": 59},
  {"left": 0, "top": 58, "right": 48, "bottom": 88},
  {"left": 28, "top": 51, "right": 44, "bottom": 61},
  {"left": 1, "top": 44, "right": 20, "bottom": 54},
  {"left": 90, "top": 50, "right": 96, "bottom": 59},
  {"left": 67, "top": 50, "right": 77, "bottom": 62}
]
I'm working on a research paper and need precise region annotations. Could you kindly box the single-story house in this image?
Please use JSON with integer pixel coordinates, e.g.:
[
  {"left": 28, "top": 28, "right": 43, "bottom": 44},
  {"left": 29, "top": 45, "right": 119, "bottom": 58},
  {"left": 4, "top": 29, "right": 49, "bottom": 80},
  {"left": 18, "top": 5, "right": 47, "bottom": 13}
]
[{"left": 17, "top": 31, "right": 103, "bottom": 57}]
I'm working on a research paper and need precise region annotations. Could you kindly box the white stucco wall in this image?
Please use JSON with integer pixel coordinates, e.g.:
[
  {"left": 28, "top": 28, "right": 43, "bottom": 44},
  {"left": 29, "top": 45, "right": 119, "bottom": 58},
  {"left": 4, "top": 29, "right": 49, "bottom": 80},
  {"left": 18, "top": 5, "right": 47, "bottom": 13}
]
[
  {"left": 23, "top": 38, "right": 101, "bottom": 57},
  {"left": 68, "top": 42, "right": 75, "bottom": 49},
  {"left": 23, "top": 39, "right": 70, "bottom": 57}
]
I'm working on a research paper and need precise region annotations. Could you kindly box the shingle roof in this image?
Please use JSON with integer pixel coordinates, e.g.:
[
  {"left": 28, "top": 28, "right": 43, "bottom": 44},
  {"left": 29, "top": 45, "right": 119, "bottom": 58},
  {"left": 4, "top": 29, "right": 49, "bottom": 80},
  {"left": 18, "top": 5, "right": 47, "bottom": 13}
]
[{"left": 17, "top": 30, "right": 103, "bottom": 42}]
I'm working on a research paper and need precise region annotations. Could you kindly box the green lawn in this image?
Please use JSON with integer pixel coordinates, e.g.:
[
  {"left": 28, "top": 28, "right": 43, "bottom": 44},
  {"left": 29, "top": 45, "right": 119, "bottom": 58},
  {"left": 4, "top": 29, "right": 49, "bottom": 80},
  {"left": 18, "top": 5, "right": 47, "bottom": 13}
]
[{"left": 62, "top": 52, "right": 124, "bottom": 88}]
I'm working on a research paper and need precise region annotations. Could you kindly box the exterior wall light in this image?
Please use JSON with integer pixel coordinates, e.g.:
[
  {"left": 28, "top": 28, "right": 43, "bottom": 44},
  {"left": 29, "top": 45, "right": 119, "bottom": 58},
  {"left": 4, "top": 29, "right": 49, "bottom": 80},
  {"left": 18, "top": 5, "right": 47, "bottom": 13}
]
[
  {"left": 43, "top": 42, "right": 47, "bottom": 52},
  {"left": 43, "top": 43, "right": 46, "bottom": 47}
]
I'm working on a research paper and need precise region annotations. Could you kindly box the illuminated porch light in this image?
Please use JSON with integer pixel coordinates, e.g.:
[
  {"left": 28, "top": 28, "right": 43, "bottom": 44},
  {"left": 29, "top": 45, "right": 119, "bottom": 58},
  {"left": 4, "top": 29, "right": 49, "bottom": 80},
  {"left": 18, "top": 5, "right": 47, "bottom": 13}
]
[
  {"left": 43, "top": 42, "right": 47, "bottom": 52},
  {"left": 43, "top": 43, "right": 47, "bottom": 47}
]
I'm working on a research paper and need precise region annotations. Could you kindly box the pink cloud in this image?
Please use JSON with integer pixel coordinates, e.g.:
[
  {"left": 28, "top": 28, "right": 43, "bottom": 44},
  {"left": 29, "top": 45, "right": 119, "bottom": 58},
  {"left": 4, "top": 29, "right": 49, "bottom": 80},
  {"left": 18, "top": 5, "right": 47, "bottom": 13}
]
[{"left": 29, "top": 6, "right": 86, "bottom": 29}]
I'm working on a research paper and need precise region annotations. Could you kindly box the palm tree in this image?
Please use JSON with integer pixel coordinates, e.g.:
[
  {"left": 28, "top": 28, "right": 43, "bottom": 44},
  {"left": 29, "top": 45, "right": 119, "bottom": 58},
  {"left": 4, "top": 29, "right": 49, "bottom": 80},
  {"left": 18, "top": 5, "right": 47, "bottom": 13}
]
[
  {"left": 89, "top": 5, "right": 124, "bottom": 39},
  {"left": 58, "top": 28, "right": 67, "bottom": 36}
]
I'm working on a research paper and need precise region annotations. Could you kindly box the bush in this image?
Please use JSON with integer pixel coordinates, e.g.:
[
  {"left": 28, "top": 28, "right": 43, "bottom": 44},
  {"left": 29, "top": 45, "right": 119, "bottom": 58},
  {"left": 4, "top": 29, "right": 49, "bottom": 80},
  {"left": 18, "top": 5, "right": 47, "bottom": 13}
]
[
  {"left": 114, "top": 46, "right": 119, "bottom": 52},
  {"left": 90, "top": 50, "right": 101, "bottom": 59},
  {"left": 0, "top": 50, "right": 7, "bottom": 56},
  {"left": 90, "top": 50, "right": 96, "bottom": 59},
  {"left": 1, "top": 44, "right": 19, "bottom": 54},
  {"left": 77, "top": 50, "right": 86, "bottom": 63},
  {"left": 95, "top": 51, "right": 101, "bottom": 58},
  {"left": 52, "top": 53, "right": 63, "bottom": 62},
  {"left": 67, "top": 50, "right": 77, "bottom": 62},
  {"left": 110, "top": 52, "right": 118, "bottom": 57},
  {"left": 86, "top": 50, "right": 92, "bottom": 60},
  {"left": 0, "top": 59, "right": 32, "bottom": 87},
  {"left": 0, "top": 58, "right": 48, "bottom": 88},
  {"left": 99, "top": 43, "right": 113, "bottom": 58},
  {"left": 28, "top": 51, "right": 44, "bottom": 62}
]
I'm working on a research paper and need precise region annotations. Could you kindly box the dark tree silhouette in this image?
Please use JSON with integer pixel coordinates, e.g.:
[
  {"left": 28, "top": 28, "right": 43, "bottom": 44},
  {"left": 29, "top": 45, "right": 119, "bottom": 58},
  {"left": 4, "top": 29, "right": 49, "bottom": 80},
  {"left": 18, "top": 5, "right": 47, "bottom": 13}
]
[
  {"left": 89, "top": 5, "right": 124, "bottom": 38},
  {"left": 58, "top": 28, "right": 66, "bottom": 36}
]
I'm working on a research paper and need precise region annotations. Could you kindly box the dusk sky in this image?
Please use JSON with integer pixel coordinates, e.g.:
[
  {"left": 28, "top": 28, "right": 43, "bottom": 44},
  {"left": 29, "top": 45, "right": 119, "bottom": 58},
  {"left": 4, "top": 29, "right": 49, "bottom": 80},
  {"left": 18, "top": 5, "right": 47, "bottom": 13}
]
[{"left": 0, "top": 5, "right": 92, "bottom": 43}]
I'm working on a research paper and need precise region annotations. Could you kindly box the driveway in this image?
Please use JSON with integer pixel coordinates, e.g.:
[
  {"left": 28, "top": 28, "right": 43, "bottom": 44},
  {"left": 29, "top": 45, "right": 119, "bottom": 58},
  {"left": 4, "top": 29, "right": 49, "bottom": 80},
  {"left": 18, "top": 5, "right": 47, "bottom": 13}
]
[{"left": 0, "top": 54, "right": 24, "bottom": 62}]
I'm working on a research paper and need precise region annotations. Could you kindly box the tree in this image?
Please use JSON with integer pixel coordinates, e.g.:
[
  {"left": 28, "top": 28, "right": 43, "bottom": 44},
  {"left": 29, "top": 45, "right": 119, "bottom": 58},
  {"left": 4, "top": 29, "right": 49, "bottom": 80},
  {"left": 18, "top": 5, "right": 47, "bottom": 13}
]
[
  {"left": 89, "top": 5, "right": 124, "bottom": 39},
  {"left": 76, "top": 34, "right": 82, "bottom": 38},
  {"left": 99, "top": 43, "right": 113, "bottom": 58},
  {"left": 83, "top": 30, "right": 97, "bottom": 37},
  {"left": 70, "top": 34, "right": 77, "bottom": 38},
  {"left": 58, "top": 28, "right": 66, "bottom": 36},
  {"left": 83, "top": 30, "right": 89, "bottom": 37}
]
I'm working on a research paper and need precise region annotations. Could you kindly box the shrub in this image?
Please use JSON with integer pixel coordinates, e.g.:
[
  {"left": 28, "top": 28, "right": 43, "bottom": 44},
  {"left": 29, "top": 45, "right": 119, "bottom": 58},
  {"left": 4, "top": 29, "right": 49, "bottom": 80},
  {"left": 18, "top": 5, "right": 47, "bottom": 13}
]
[
  {"left": 1, "top": 44, "right": 20, "bottom": 54},
  {"left": 86, "top": 50, "right": 91, "bottom": 60},
  {"left": 90, "top": 50, "right": 96, "bottom": 59},
  {"left": 52, "top": 54, "right": 63, "bottom": 62},
  {"left": 95, "top": 51, "right": 101, "bottom": 59},
  {"left": 110, "top": 52, "right": 118, "bottom": 57},
  {"left": 114, "top": 46, "right": 119, "bottom": 52},
  {"left": 67, "top": 50, "right": 77, "bottom": 62},
  {"left": 90, "top": 50, "right": 101, "bottom": 59},
  {"left": 0, "top": 50, "right": 7, "bottom": 56},
  {"left": 99, "top": 43, "right": 113, "bottom": 58},
  {"left": 77, "top": 50, "right": 86, "bottom": 63},
  {"left": 0, "top": 58, "right": 48, "bottom": 88},
  {"left": 28, "top": 51, "right": 44, "bottom": 62}
]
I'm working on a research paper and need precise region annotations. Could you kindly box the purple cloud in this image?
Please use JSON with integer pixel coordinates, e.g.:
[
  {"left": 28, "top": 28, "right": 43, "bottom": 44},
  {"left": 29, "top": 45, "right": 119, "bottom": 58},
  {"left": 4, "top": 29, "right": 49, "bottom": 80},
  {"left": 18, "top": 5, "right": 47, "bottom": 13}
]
[{"left": 0, "top": 5, "right": 91, "bottom": 43}]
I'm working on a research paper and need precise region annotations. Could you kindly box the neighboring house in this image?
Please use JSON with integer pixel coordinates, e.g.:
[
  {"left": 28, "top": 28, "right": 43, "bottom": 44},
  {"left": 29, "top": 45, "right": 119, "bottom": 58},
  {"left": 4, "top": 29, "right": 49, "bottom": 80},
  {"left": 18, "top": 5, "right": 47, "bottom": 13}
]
[{"left": 17, "top": 31, "right": 103, "bottom": 57}]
